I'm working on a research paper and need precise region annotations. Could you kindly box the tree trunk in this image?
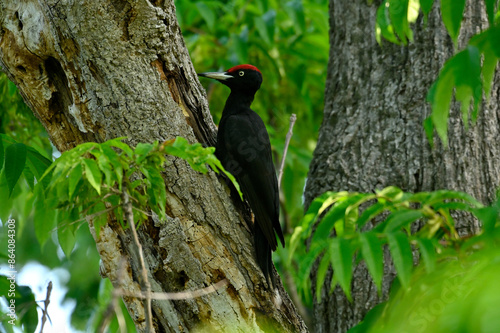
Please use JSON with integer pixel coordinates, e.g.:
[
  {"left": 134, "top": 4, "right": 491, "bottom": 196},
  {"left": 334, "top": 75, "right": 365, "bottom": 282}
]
[
  {"left": 305, "top": 0, "right": 500, "bottom": 332},
  {"left": 0, "top": 1, "right": 307, "bottom": 332}
]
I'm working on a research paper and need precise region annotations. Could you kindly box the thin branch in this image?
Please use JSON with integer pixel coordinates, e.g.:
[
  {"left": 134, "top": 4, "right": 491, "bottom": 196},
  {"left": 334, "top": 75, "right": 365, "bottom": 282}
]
[
  {"left": 39, "top": 281, "right": 52, "bottom": 333},
  {"left": 278, "top": 113, "right": 297, "bottom": 236},
  {"left": 276, "top": 114, "right": 310, "bottom": 323},
  {"left": 49, "top": 205, "right": 119, "bottom": 233},
  {"left": 97, "top": 258, "right": 127, "bottom": 333},
  {"left": 119, "top": 279, "right": 228, "bottom": 300},
  {"left": 121, "top": 187, "right": 153, "bottom": 332},
  {"left": 278, "top": 114, "right": 297, "bottom": 190}
]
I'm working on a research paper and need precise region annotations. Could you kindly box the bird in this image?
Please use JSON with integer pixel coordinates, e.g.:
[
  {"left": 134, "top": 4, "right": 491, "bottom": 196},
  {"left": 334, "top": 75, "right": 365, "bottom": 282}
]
[{"left": 198, "top": 64, "right": 285, "bottom": 288}]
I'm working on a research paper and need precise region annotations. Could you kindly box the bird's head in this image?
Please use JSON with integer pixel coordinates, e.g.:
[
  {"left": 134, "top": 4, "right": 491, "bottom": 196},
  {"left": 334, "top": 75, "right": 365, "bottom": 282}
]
[{"left": 198, "top": 64, "right": 263, "bottom": 94}]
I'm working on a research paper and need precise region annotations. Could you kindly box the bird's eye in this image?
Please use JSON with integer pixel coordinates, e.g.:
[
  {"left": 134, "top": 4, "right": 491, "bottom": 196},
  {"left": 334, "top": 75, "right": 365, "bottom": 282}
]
[{"left": 239, "top": 71, "right": 244, "bottom": 76}]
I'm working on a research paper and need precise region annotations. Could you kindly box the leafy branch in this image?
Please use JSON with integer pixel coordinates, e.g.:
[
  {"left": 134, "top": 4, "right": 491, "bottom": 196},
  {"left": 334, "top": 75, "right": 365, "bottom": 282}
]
[
  {"left": 374, "top": 0, "right": 500, "bottom": 146},
  {"left": 0, "top": 136, "right": 241, "bottom": 255},
  {"left": 289, "top": 186, "right": 499, "bottom": 301}
]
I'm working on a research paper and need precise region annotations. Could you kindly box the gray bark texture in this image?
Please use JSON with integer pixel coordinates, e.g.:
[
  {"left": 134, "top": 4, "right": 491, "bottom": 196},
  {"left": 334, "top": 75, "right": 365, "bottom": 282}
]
[
  {"left": 305, "top": 0, "right": 500, "bottom": 332},
  {"left": 0, "top": 1, "right": 307, "bottom": 332}
]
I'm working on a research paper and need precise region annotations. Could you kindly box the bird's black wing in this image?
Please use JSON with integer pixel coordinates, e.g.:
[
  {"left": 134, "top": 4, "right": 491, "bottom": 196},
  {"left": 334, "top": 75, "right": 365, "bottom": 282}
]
[{"left": 219, "top": 112, "right": 285, "bottom": 250}]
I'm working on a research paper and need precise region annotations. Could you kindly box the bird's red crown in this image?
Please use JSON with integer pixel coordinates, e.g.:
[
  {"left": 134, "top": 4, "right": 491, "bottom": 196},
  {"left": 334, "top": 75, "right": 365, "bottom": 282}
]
[{"left": 227, "top": 64, "right": 261, "bottom": 74}]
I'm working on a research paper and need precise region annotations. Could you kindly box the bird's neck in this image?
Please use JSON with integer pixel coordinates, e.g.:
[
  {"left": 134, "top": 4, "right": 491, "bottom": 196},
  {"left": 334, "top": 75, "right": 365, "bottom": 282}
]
[{"left": 222, "top": 90, "right": 256, "bottom": 115}]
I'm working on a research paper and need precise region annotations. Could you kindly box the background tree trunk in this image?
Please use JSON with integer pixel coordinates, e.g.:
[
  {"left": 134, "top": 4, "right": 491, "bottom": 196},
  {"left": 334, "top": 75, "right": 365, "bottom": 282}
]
[
  {"left": 0, "top": 1, "right": 307, "bottom": 332},
  {"left": 305, "top": 0, "right": 500, "bottom": 332}
]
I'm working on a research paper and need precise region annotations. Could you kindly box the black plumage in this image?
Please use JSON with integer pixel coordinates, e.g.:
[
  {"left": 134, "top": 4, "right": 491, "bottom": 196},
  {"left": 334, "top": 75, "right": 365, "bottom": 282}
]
[{"left": 198, "top": 64, "right": 285, "bottom": 287}]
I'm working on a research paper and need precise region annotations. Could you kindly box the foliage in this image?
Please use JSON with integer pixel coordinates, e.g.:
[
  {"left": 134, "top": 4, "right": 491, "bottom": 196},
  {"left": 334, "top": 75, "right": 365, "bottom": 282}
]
[
  {"left": 0, "top": 73, "right": 52, "bottom": 157},
  {"left": 181, "top": 0, "right": 327, "bottom": 132},
  {"left": 0, "top": 132, "right": 240, "bottom": 331},
  {"left": 375, "top": 0, "right": 500, "bottom": 146},
  {"left": 0, "top": 276, "right": 38, "bottom": 333},
  {"left": 289, "top": 186, "right": 498, "bottom": 302},
  {"left": 350, "top": 227, "right": 500, "bottom": 333},
  {"left": 0, "top": 135, "right": 240, "bottom": 256},
  {"left": 87, "top": 279, "right": 137, "bottom": 332}
]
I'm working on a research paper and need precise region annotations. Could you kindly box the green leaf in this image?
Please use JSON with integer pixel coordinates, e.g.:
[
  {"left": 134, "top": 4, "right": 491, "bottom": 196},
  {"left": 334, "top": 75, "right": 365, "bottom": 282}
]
[
  {"left": 485, "top": 0, "right": 497, "bottom": 24},
  {"left": 427, "top": 63, "right": 453, "bottom": 146},
  {"left": 419, "top": 0, "right": 434, "bottom": 16},
  {"left": 376, "top": 1, "right": 400, "bottom": 45},
  {"left": 388, "top": 0, "right": 410, "bottom": 44},
  {"left": 329, "top": 237, "right": 354, "bottom": 301},
  {"left": 315, "top": 251, "right": 331, "bottom": 301},
  {"left": 431, "top": 201, "right": 474, "bottom": 211},
  {"left": 107, "top": 137, "right": 133, "bottom": 157},
  {"left": 427, "top": 44, "right": 482, "bottom": 146},
  {"left": 143, "top": 165, "right": 167, "bottom": 219},
  {"left": 208, "top": 156, "right": 243, "bottom": 200},
  {"left": 25, "top": 147, "right": 52, "bottom": 187},
  {"left": 101, "top": 144, "right": 123, "bottom": 186},
  {"left": 135, "top": 142, "right": 155, "bottom": 164},
  {"left": 0, "top": 137, "right": 4, "bottom": 172},
  {"left": 97, "top": 153, "right": 114, "bottom": 187},
  {"left": 423, "top": 116, "right": 434, "bottom": 147},
  {"left": 232, "top": 31, "right": 249, "bottom": 64},
  {"left": 416, "top": 238, "right": 436, "bottom": 273},
  {"left": 377, "top": 186, "right": 406, "bottom": 203},
  {"left": 360, "top": 232, "right": 384, "bottom": 292},
  {"left": 387, "top": 231, "right": 413, "bottom": 288},
  {"left": 440, "top": 0, "right": 466, "bottom": 45},
  {"left": 83, "top": 159, "right": 102, "bottom": 195},
  {"left": 255, "top": 16, "right": 271, "bottom": 46},
  {"left": 488, "top": 25, "right": 500, "bottom": 57},
  {"left": 357, "top": 202, "right": 387, "bottom": 228},
  {"left": 417, "top": 189, "right": 483, "bottom": 207},
  {"left": 23, "top": 163, "right": 35, "bottom": 190},
  {"left": 474, "top": 205, "right": 498, "bottom": 234},
  {"left": 68, "top": 164, "right": 83, "bottom": 199},
  {"left": 288, "top": 226, "right": 304, "bottom": 264},
  {"left": 482, "top": 47, "right": 497, "bottom": 100},
  {"left": 34, "top": 192, "right": 57, "bottom": 247},
  {"left": 297, "top": 240, "right": 328, "bottom": 284},
  {"left": 57, "top": 217, "right": 77, "bottom": 258},
  {"left": 285, "top": 0, "right": 306, "bottom": 34},
  {"left": 17, "top": 285, "right": 38, "bottom": 332},
  {"left": 4, "top": 143, "right": 27, "bottom": 196},
  {"left": 196, "top": 2, "right": 216, "bottom": 32},
  {"left": 312, "top": 195, "right": 364, "bottom": 243},
  {"left": 383, "top": 210, "right": 424, "bottom": 232},
  {"left": 455, "top": 46, "right": 482, "bottom": 125}
]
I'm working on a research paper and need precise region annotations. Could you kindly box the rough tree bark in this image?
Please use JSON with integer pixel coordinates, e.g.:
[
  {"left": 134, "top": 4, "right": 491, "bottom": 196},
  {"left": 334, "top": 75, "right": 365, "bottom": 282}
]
[
  {"left": 0, "top": 1, "right": 307, "bottom": 332},
  {"left": 305, "top": 1, "right": 500, "bottom": 332}
]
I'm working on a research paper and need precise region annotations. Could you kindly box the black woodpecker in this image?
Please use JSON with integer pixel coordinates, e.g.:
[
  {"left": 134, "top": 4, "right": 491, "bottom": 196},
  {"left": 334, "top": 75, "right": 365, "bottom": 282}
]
[{"left": 198, "top": 64, "right": 285, "bottom": 288}]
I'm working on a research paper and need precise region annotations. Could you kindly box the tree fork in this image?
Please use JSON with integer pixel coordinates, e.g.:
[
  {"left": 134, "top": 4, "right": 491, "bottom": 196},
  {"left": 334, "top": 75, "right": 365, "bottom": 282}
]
[{"left": 0, "top": 1, "right": 307, "bottom": 331}]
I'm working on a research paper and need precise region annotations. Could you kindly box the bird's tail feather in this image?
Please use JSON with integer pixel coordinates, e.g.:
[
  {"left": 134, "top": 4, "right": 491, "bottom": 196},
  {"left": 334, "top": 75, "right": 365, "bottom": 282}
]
[{"left": 254, "top": 223, "right": 276, "bottom": 288}]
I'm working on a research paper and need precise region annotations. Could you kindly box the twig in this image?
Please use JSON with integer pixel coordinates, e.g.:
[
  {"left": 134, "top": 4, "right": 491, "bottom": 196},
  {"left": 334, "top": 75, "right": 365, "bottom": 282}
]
[
  {"left": 97, "top": 258, "right": 127, "bottom": 333},
  {"left": 97, "top": 266, "right": 226, "bottom": 331},
  {"left": 39, "top": 281, "right": 52, "bottom": 333},
  {"left": 50, "top": 205, "right": 119, "bottom": 233},
  {"left": 278, "top": 114, "right": 297, "bottom": 190},
  {"left": 276, "top": 114, "right": 310, "bottom": 322},
  {"left": 122, "top": 187, "right": 153, "bottom": 332},
  {"left": 119, "top": 279, "right": 228, "bottom": 300},
  {"left": 114, "top": 298, "right": 127, "bottom": 333},
  {"left": 278, "top": 114, "right": 297, "bottom": 236}
]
